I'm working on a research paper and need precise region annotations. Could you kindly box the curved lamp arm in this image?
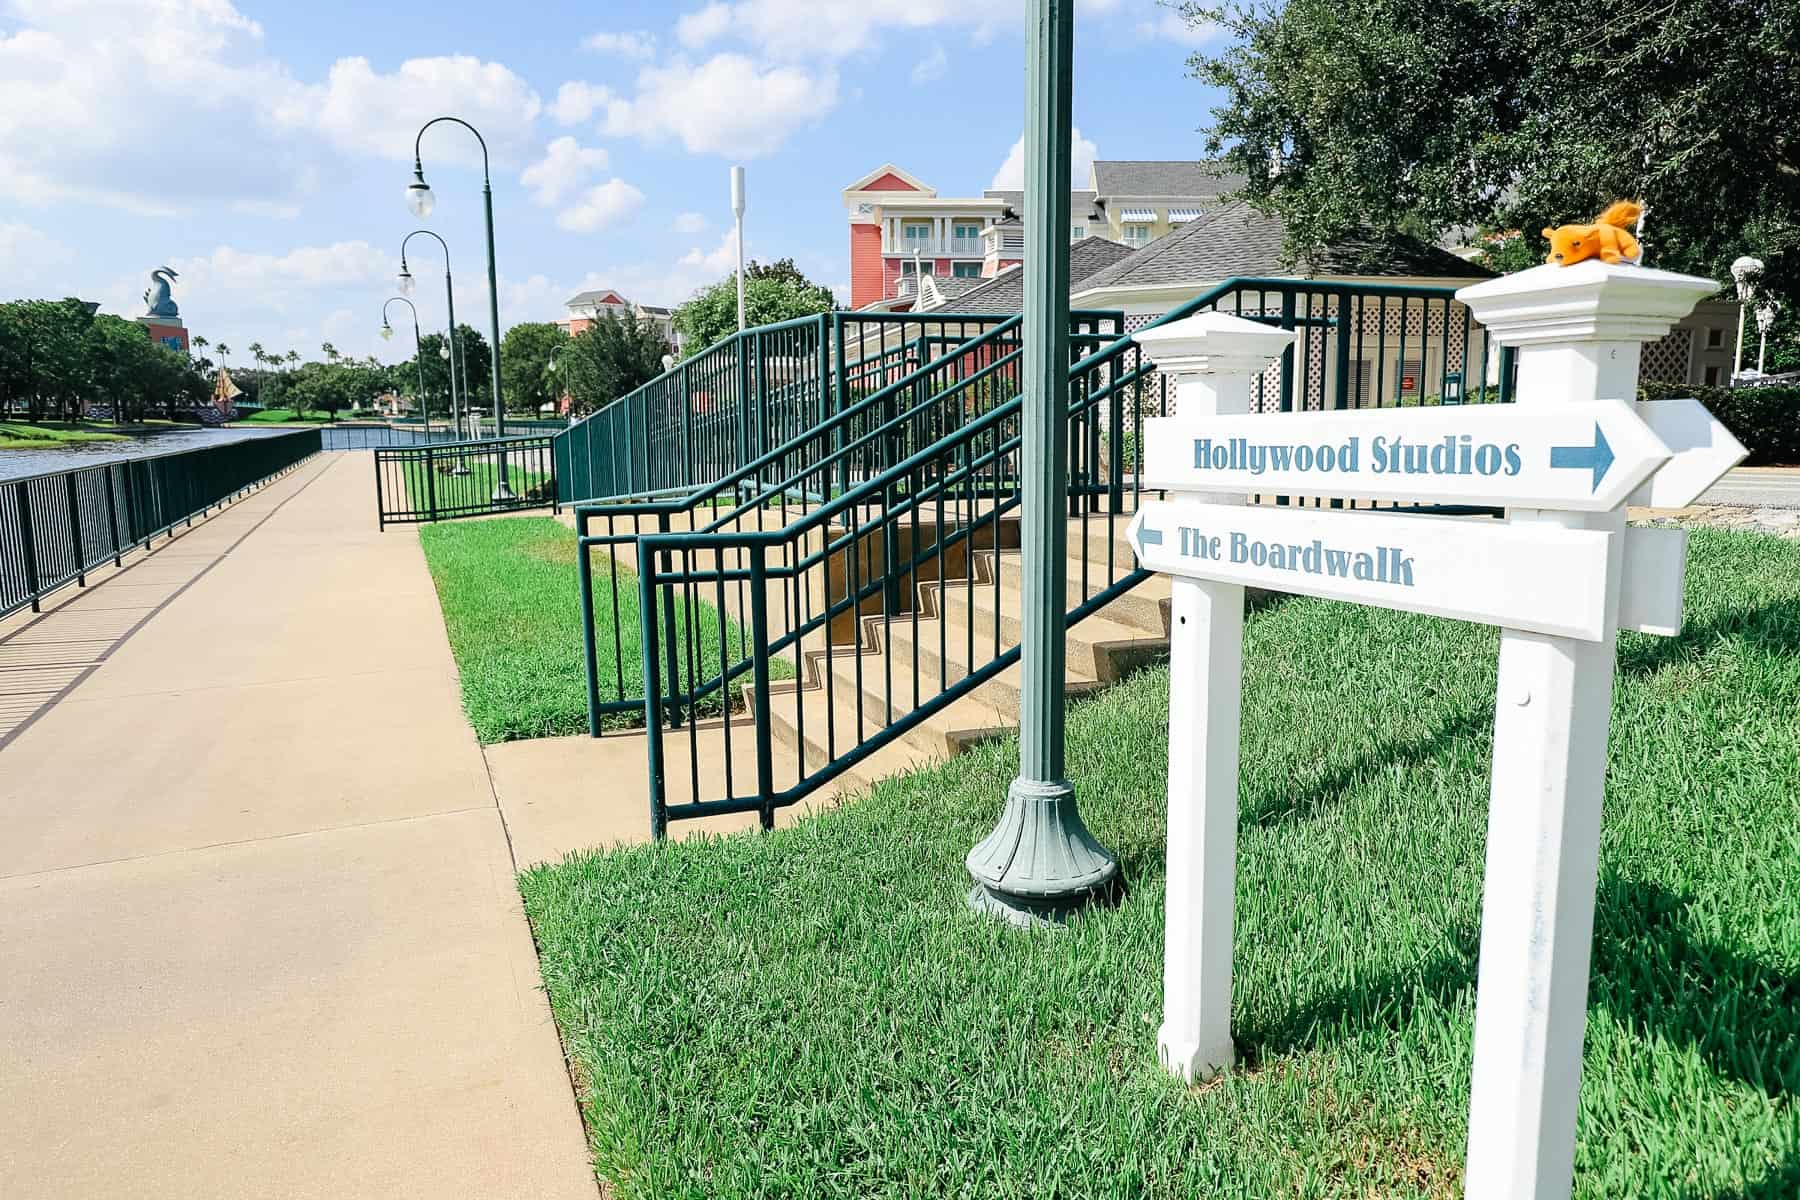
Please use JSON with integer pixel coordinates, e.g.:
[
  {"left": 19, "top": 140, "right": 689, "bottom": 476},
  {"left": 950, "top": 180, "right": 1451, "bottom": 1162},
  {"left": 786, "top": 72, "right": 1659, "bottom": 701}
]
[
  {"left": 399, "top": 229, "right": 452, "bottom": 275},
  {"left": 413, "top": 116, "right": 490, "bottom": 183}
]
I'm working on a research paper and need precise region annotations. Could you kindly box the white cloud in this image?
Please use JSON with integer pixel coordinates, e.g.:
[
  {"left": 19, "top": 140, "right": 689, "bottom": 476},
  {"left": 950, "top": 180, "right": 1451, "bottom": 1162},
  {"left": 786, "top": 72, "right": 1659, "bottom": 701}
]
[
  {"left": 600, "top": 54, "right": 837, "bottom": 158},
  {"left": 0, "top": 222, "right": 75, "bottom": 286},
  {"left": 675, "top": 0, "right": 1124, "bottom": 61},
  {"left": 286, "top": 55, "right": 542, "bottom": 167},
  {"left": 680, "top": 228, "right": 740, "bottom": 274},
  {"left": 549, "top": 80, "right": 614, "bottom": 126},
  {"left": 672, "top": 212, "right": 708, "bottom": 234},
  {"left": 0, "top": 1, "right": 544, "bottom": 216},
  {"left": 989, "top": 126, "right": 1101, "bottom": 190},
  {"left": 1137, "top": 9, "right": 1221, "bottom": 46},
  {"left": 910, "top": 46, "right": 947, "bottom": 85},
  {"left": 556, "top": 179, "right": 646, "bottom": 233},
  {"left": 583, "top": 30, "right": 656, "bottom": 58},
  {"left": 520, "top": 137, "right": 611, "bottom": 206}
]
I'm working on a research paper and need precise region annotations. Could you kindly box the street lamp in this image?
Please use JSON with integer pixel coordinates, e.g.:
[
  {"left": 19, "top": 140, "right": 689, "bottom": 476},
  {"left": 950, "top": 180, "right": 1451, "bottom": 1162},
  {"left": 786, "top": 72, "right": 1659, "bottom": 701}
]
[
  {"left": 966, "top": 0, "right": 1118, "bottom": 925},
  {"left": 382, "top": 297, "right": 430, "bottom": 436},
  {"left": 1730, "top": 255, "right": 1765, "bottom": 379},
  {"left": 399, "top": 230, "right": 463, "bottom": 442},
  {"left": 1755, "top": 300, "right": 1780, "bottom": 377},
  {"left": 410, "top": 115, "right": 512, "bottom": 500}
]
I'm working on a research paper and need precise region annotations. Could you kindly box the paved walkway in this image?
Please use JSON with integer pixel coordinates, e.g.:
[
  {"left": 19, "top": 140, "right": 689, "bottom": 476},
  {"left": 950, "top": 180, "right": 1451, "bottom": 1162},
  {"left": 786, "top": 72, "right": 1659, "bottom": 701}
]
[{"left": 0, "top": 453, "right": 595, "bottom": 1199}]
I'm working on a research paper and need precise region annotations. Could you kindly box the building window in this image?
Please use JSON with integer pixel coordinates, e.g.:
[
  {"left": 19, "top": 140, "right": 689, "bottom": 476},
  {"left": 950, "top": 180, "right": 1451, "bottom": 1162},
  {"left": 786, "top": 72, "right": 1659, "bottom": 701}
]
[
  {"left": 1123, "top": 223, "right": 1152, "bottom": 248},
  {"left": 952, "top": 221, "right": 982, "bottom": 242},
  {"left": 1706, "top": 326, "right": 1724, "bottom": 349},
  {"left": 1704, "top": 364, "right": 1721, "bottom": 386},
  {"left": 1071, "top": 225, "right": 1086, "bottom": 241},
  {"left": 902, "top": 221, "right": 933, "bottom": 250},
  {"left": 900, "top": 260, "right": 934, "bottom": 277},
  {"left": 953, "top": 261, "right": 981, "bottom": 278}
]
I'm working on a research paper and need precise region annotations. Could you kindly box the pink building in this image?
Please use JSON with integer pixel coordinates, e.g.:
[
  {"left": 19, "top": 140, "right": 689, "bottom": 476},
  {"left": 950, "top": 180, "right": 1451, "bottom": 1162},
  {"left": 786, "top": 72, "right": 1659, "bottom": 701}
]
[{"left": 842, "top": 165, "right": 1012, "bottom": 309}]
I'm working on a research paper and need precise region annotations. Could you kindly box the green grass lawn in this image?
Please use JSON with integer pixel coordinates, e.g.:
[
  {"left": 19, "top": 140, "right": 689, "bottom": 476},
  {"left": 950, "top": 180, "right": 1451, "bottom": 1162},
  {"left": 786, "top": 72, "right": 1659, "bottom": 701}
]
[
  {"left": 238, "top": 408, "right": 383, "bottom": 423},
  {"left": 0, "top": 419, "right": 128, "bottom": 449},
  {"left": 403, "top": 460, "right": 553, "bottom": 515},
  {"left": 419, "top": 517, "right": 790, "bottom": 742},
  {"left": 520, "top": 528, "right": 1800, "bottom": 1199}
]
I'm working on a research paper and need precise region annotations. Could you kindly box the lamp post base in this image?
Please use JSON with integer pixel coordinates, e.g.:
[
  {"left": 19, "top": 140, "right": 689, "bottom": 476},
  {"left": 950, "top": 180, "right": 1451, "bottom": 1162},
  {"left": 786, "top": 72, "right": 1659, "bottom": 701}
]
[
  {"left": 966, "top": 776, "right": 1119, "bottom": 928},
  {"left": 491, "top": 484, "right": 517, "bottom": 502}
]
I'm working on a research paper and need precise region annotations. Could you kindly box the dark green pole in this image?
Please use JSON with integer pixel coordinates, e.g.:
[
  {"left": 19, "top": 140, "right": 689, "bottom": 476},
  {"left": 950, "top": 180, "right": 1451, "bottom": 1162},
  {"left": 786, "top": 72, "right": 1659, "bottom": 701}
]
[
  {"left": 411, "top": 116, "right": 511, "bottom": 498},
  {"left": 966, "top": 0, "right": 1118, "bottom": 925}
]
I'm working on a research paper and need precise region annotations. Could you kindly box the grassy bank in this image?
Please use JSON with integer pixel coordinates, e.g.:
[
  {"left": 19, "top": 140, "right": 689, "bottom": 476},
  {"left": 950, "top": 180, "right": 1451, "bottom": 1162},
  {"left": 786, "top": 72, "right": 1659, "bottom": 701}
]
[
  {"left": 521, "top": 528, "right": 1800, "bottom": 1199},
  {"left": 0, "top": 420, "right": 129, "bottom": 449},
  {"left": 418, "top": 517, "right": 789, "bottom": 742}
]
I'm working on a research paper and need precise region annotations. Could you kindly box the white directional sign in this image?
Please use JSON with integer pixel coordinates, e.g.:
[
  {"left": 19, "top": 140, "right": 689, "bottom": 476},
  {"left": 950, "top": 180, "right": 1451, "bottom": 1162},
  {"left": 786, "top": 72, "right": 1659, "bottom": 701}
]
[
  {"left": 1142, "top": 398, "right": 1673, "bottom": 512},
  {"left": 1626, "top": 398, "right": 1748, "bottom": 508},
  {"left": 1127, "top": 500, "right": 1612, "bottom": 641}
]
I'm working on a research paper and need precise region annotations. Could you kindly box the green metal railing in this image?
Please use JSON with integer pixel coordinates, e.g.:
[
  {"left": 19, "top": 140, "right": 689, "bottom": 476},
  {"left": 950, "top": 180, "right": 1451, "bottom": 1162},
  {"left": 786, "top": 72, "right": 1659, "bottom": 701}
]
[
  {"left": 568, "top": 312, "right": 1129, "bottom": 734},
  {"left": 551, "top": 311, "right": 1054, "bottom": 505},
  {"left": 1, "top": 428, "right": 321, "bottom": 619},
  {"left": 588, "top": 277, "right": 1517, "bottom": 836}
]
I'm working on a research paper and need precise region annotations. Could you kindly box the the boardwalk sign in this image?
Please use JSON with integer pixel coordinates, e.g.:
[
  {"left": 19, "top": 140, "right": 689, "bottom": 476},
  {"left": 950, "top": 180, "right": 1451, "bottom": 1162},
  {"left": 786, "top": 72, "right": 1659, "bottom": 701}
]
[
  {"left": 1129, "top": 263, "right": 1746, "bottom": 1200},
  {"left": 1140, "top": 397, "right": 1673, "bottom": 511},
  {"left": 1128, "top": 500, "right": 1611, "bottom": 640}
]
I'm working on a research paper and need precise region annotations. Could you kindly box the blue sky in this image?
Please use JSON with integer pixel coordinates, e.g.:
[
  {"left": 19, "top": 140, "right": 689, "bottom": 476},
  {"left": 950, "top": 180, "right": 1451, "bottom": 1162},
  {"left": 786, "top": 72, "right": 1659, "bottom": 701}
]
[{"left": 0, "top": 0, "right": 1222, "bottom": 363}]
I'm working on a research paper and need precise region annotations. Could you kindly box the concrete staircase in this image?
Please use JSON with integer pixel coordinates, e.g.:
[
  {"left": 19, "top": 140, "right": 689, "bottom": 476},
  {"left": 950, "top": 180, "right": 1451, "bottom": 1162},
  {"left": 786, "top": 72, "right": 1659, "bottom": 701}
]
[{"left": 756, "top": 514, "right": 1172, "bottom": 797}]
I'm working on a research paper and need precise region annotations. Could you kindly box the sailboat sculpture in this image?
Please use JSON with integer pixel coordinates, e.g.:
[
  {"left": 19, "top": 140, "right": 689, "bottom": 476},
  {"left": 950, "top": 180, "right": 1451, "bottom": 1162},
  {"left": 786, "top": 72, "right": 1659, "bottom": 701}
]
[{"left": 199, "top": 367, "right": 243, "bottom": 426}]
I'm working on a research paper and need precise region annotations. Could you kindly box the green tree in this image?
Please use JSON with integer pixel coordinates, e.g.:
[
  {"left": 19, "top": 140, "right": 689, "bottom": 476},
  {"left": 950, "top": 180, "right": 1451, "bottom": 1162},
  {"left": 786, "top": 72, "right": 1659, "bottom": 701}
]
[
  {"left": 561, "top": 311, "right": 671, "bottom": 415},
  {"left": 454, "top": 324, "right": 494, "bottom": 412},
  {"left": 0, "top": 299, "right": 96, "bottom": 421},
  {"left": 500, "top": 321, "right": 571, "bottom": 416},
  {"left": 673, "top": 258, "right": 837, "bottom": 350},
  {"left": 1184, "top": 0, "right": 1800, "bottom": 305}
]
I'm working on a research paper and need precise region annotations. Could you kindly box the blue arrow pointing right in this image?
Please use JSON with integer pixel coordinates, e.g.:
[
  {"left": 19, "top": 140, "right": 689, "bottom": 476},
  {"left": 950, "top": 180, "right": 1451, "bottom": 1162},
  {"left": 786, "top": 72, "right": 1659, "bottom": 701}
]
[{"left": 1550, "top": 422, "right": 1615, "bottom": 492}]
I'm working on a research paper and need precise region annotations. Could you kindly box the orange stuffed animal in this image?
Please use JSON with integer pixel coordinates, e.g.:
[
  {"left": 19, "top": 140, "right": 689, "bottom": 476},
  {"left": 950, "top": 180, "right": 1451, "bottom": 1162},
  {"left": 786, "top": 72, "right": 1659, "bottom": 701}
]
[{"left": 1543, "top": 201, "right": 1644, "bottom": 266}]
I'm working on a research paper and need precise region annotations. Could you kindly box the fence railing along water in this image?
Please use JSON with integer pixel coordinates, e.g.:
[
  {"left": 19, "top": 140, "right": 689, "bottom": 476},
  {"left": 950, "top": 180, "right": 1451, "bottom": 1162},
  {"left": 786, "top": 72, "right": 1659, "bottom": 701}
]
[
  {"left": 372, "top": 434, "right": 558, "bottom": 527},
  {"left": 0, "top": 428, "right": 321, "bottom": 619},
  {"left": 573, "top": 278, "right": 1518, "bottom": 835}
]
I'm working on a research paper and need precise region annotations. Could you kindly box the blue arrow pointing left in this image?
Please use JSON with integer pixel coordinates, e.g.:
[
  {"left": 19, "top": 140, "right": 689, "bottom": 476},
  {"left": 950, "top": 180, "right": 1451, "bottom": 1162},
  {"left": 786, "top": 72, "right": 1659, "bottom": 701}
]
[
  {"left": 1135, "top": 524, "right": 1163, "bottom": 556},
  {"left": 1549, "top": 422, "right": 1615, "bottom": 492}
]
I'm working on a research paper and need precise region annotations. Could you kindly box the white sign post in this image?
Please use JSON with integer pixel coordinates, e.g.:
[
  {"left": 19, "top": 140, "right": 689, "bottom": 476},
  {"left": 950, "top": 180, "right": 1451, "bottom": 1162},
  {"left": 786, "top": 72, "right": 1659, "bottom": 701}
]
[{"left": 1133, "top": 260, "right": 1745, "bottom": 1200}]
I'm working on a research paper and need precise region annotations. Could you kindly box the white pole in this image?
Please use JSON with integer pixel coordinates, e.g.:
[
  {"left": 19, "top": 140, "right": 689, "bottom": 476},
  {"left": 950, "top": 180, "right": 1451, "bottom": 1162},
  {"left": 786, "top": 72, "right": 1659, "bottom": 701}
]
[
  {"left": 1134, "top": 314, "right": 1298, "bottom": 1084},
  {"left": 1456, "top": 262, "right": 1716, "bottom": 1200},
  {"left": 731, "top": 165, "right": 747, "bottom": 333}
]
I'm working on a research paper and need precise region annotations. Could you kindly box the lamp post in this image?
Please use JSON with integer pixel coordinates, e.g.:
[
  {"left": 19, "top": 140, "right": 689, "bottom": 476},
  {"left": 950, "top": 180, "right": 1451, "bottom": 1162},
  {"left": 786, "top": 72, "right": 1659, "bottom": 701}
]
[
  {"left": 966, "top": 0, "right": 1118, "bottom": 925},
  {"left": 1730, "top": 255, "right": 1764, "bottom": 380},
  {"left": 380, "top": 298, "right": 431, "bottom": 435},
  {"left": 398, "top": 230, "right": 462, "bottom": 439},
  {"left": 1755, "top": 300, "right": 1780, "bottom": 377},
  {"left": 409, "top": 115, "right": 513, "bottom": 500},
  {"left": 732, "top": 165, "right": 747, "bottom": 332}
]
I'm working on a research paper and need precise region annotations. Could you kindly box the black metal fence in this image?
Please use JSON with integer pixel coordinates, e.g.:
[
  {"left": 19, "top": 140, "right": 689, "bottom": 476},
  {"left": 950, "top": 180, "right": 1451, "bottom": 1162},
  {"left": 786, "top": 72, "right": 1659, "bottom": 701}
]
[
  {"left": 319, "top": 424, "right": 465, "bottom": 451},
  {"left": 0, "top": 428, "right": 322, "bottom": 619},
  {"left": 372, "top": 434, "right": 558, "bottom": 527}
]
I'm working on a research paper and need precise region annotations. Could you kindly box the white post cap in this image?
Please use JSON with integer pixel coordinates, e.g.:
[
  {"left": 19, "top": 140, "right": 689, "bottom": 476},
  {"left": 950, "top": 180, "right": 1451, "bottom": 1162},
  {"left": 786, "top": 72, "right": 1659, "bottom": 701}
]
[
  {"left": 1133, "top": 310, "right": 1300, "bottom": 376},
  {"left": 1456, "top": 260, "right": 1718, "bottom": 348}
]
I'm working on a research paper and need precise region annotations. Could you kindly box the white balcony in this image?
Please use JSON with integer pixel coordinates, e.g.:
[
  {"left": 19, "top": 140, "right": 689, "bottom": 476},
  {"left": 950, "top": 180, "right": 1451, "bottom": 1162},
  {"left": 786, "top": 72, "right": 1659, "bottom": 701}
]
[{"left": 882, "top": 237, "right": 987, "bottom": 258}]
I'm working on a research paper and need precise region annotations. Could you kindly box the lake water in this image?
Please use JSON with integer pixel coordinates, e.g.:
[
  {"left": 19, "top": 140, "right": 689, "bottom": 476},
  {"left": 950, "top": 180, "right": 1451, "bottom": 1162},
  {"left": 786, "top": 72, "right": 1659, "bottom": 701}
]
[{"left": 0, "top": 425, "right": 304, "bottom": 481}]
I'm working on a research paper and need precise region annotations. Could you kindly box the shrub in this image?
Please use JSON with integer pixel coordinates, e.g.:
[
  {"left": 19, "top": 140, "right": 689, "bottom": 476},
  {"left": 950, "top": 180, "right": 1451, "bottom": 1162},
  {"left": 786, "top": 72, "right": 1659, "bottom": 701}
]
[{"left": 1639, "top": 381, "right": 1800, "bottom": 466}]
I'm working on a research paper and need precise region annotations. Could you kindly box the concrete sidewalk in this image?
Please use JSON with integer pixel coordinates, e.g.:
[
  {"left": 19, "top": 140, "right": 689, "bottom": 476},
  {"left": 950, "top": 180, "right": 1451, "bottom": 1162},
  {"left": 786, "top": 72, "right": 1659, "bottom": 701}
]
[{"left": 0, "top": 453, "right": 596, "bottom": 1199}]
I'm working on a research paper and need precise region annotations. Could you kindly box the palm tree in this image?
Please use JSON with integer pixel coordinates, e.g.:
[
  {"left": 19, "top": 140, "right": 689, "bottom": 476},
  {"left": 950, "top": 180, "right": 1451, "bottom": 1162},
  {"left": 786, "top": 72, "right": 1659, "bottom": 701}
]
[
  {"left": 321, "top": 342, "right": 339, "bottom": 364},
  {"left": 215, "top": 343, "right": 231, "bottom": 371},
  {"left": 247, "top": 341, "right": 266, "bottom": 406},
  {"left": 192, "top": 335, "right": 209, "bottom": 362}
]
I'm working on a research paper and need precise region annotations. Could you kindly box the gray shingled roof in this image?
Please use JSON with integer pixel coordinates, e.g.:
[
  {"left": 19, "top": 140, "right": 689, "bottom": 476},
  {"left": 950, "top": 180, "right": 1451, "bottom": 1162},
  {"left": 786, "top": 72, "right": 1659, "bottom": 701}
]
[
  {"left": 927, "top": 238, "right": 1137, "bottom": 314},
  {"left": 1091, "top": 160, "right": 1244, "bottom": 198},
  {"left": 1074, "top": 203, "right": 1493, "bottom": 293},
  {"left": 982, "top": 189, "right": 1102, "bottom": 221},
  {"left": 928, "top": 275, "right": 985, "bottom": 299}
]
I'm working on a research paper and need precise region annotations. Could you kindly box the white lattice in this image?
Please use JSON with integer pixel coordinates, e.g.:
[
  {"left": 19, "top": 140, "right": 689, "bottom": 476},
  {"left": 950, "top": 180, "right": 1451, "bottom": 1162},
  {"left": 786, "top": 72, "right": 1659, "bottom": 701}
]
[{"left": 1640, "top": 329, "right": 1692, "bottom": 383}]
